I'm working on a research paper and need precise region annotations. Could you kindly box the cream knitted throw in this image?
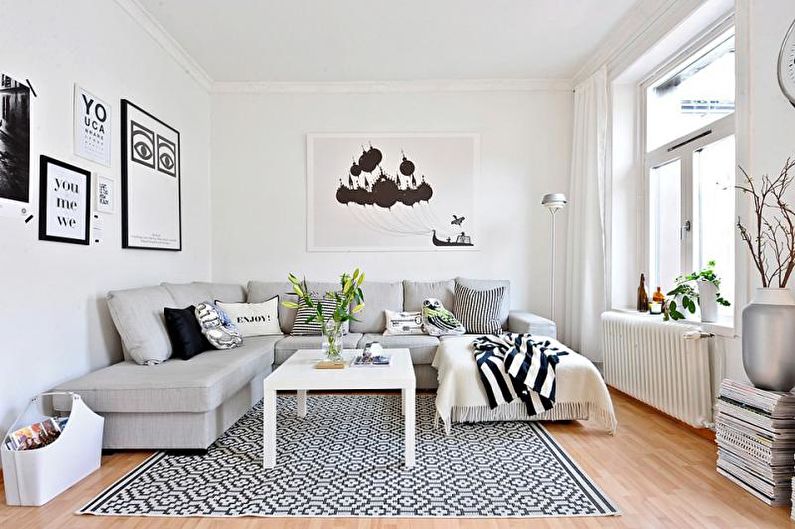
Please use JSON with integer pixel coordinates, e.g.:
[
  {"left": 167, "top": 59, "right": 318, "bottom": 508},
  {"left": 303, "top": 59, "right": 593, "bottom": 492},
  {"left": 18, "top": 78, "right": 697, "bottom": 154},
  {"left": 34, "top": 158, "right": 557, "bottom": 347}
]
[{"left": 432, "top": 335, "right": 617, "bottom": 434}]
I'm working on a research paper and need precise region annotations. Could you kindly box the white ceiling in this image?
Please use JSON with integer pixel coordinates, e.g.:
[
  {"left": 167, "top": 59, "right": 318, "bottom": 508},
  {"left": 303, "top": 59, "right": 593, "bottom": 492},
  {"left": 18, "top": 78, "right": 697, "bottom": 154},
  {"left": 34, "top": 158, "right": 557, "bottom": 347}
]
[{"left": 138, "top": 0, "right": 639, "bottom": 83}]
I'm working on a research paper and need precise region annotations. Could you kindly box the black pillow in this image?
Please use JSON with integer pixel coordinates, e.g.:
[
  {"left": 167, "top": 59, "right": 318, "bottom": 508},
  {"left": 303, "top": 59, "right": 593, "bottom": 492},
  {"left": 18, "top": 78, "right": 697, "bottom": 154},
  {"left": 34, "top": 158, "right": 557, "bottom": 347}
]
[{"left": 164, "top": 306, "right": 212, "bottom": 360}]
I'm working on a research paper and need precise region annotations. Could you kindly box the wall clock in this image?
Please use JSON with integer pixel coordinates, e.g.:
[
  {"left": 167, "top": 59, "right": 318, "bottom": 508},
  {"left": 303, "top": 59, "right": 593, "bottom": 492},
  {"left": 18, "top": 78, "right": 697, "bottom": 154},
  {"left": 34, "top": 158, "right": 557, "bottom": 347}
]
[{"left": 779, "top": 18, "right": 795, "bottom": 107}]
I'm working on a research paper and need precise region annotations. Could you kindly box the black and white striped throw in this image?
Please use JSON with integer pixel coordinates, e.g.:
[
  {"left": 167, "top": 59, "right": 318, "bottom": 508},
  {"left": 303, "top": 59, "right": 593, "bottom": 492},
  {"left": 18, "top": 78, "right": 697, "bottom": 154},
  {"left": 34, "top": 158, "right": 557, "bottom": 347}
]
[
  {"left": 453, "top": 284, "right": 505, "bottom": 334},
  {"left": 472, "top": 333, "right": 568, "bottom": 416}
]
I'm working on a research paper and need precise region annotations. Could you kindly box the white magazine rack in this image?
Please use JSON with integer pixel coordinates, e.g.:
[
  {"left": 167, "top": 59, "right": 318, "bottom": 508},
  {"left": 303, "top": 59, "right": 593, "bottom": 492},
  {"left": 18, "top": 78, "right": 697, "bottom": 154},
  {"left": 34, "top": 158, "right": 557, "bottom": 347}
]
[{"left": 2, "top": 392, "right": 104, "bottom": 506}]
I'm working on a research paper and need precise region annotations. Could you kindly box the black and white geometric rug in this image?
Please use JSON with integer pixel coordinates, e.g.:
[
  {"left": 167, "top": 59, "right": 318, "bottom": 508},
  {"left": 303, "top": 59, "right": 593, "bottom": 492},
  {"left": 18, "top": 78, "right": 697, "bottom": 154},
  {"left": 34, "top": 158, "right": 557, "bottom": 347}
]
[{"left": 79, "top": 395, "right": 619, "bottom": 518}]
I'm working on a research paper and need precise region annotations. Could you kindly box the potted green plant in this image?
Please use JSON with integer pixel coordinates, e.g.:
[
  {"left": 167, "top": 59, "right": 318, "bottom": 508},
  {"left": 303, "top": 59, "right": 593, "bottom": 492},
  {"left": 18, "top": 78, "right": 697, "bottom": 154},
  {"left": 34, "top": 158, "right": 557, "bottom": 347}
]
[
  {"left": 282, "top": 269, "right": 365, "bottom": 363},
  {"left": 665, "top": 261, "right": 730, "bottom": 322}
]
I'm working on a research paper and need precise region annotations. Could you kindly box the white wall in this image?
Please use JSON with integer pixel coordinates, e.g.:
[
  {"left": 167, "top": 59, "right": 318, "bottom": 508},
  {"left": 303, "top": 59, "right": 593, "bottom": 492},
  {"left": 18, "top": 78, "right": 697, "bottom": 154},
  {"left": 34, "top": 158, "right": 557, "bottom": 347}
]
[
  {"left": 722, "top": 0, "right": 795, "bottom": 382},
  {"left": 210, "top": 89, "right": 573, "bottom": 319},
  {"left": 0, "top": 1, "right": 211, "bottom": 439},
  {"left": 743, "top": 0, "right": 795, "bottom": 195}
]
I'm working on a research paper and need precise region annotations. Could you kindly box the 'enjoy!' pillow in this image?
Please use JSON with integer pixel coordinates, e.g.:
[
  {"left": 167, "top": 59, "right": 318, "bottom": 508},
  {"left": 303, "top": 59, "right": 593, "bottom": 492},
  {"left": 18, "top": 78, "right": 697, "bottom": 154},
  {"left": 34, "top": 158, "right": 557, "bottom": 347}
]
[{"left": 216, "top": 297, "right": 281, "bottom": 337}]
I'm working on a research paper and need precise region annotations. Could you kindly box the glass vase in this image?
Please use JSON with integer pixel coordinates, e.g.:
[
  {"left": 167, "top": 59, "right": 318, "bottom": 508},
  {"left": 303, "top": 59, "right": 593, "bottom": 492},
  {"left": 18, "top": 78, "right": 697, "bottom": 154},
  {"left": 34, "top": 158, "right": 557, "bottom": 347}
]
[{"left": 321, "top": 320, "right": 344, "bottom": 362}]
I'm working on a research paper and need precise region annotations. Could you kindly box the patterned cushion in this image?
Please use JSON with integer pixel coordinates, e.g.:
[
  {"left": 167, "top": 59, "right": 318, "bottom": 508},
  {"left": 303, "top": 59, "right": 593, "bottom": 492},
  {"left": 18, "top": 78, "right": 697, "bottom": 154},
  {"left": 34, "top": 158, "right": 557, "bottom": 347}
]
[
  {"left": 383, "top": 310, "right": 424, "bottom": 335},
  {"left": 195, "top": 302, "right": 242, "bottom": 349},
  {"left": 455, "top": 278, "right": 511, "bottom": 328},
  {"left": 422, "top": 298, "right": 465, "bottom": 336},
  {"left": 291, "top": 297, "right": 349, "bottom": 336},
  {"left": 453, "top": 284, "right": 505, "bottom": 335}
]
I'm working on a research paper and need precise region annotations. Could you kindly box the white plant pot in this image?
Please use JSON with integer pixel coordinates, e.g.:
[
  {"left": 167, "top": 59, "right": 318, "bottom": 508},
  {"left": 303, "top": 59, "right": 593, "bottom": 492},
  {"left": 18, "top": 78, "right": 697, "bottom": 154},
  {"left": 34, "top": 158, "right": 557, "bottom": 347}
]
[
  {"left": 697, "top": 280, "right": 718, "bottom": 322},
  {"left": 742, "top": 288, "right": 795, "bottom": 391}
]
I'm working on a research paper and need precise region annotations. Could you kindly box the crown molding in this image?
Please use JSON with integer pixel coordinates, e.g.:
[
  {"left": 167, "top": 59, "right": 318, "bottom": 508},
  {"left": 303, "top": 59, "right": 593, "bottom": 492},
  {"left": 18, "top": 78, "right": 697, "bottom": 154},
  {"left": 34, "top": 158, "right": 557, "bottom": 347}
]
[
  {"left": 212, "top": 78, "right": 573, "bottom": 95},
  {"left": 572, "top": 0, "right": 706, "bottom": 86},
  {"left": 114, "top": 0, "right": 213, "bottom": 92}
]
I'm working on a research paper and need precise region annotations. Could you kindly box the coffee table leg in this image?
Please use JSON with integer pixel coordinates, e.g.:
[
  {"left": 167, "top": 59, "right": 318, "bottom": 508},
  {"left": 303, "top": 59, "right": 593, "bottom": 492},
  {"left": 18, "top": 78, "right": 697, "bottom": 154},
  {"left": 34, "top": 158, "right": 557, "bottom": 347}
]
[
  {"left": 263, "top": 388, "right": 277, "bottom": 468},
  {"left": 404, "top": 385, "right": 415, "bottom": 468},
  {"left": 400, "top": 388, "right": 405, "bottom": 416},
  {"left": 297, "top": 390, "right": 307, "bottom": 418}
]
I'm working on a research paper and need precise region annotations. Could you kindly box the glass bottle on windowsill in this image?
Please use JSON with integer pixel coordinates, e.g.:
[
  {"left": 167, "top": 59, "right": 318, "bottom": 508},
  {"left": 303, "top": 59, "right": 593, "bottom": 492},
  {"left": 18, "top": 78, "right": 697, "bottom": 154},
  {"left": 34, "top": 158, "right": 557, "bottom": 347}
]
[{"left": 637, "top": 274, "right": 649, "bottom": 312}]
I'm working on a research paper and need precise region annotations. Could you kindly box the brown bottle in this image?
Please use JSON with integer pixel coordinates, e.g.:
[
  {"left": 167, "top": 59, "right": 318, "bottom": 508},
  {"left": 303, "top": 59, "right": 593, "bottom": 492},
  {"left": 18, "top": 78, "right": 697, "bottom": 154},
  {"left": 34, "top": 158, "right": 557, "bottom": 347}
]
[{"left": 637, "top": 274, "right": 649, "bottom": 312}]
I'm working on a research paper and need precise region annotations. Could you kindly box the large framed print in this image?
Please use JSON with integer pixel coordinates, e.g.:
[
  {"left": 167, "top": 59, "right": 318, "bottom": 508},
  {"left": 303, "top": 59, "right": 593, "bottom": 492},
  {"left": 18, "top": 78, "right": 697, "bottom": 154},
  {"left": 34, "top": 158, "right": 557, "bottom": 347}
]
[
  {"left": 38, "top": 155, "right": 91, "bottom": 245},
  {"left": 74, "top": 85, "right": 111, "bottom": 166},
  {"left": 121, "top": 99, "right": 181, "bottom": 250},
  {"left": 0, "top": 72, "right": 31, "bottom": 216},
  {"left": 307, "top": 133, "right": 479, "bottom": 252}
]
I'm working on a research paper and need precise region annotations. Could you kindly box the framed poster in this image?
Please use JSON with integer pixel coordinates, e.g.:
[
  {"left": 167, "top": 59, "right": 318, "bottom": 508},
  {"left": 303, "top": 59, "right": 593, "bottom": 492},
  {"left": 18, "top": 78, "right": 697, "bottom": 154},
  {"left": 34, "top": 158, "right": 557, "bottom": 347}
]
[
  {"left": 307, "top": 133, "right": 479, "bottom": 251},
  {"left": 0, "top": 72, "right": 31, "bottom": 218},
  {"left": 74, "top": 85, "right": 111, "bottom": 166},
  {"left": 96, "top": 175, "right": 114, "bottom": 213},
  {"left": 121, "top": 99, "right": 181, "bottom": 250},
  {"left": 38, "top": 155, "right": 91, "bottom": 245}
]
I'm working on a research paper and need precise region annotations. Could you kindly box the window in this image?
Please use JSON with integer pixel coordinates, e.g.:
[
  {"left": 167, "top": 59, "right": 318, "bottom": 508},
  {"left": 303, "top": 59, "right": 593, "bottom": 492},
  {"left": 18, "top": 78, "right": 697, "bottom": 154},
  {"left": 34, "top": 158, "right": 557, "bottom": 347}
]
[{"left": 644, "top": 27, "right": 735, "bottom": 317}]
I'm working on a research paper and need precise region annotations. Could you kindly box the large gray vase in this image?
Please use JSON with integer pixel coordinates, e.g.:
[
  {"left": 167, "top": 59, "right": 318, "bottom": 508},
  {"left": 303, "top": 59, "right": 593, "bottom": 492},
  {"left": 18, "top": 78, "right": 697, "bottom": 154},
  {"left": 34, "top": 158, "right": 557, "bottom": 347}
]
[{"left": 742, "top": 288, "right": 795, "bottom": 391}]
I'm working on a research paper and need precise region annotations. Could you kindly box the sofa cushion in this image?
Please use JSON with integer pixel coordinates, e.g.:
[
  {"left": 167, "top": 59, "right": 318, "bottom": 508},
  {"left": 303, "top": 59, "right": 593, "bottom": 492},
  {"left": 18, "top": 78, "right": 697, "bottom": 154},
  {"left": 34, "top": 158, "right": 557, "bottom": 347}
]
[
  {"left": 291, "top": 297, "right": 350, "bottom": 336},
  {"left": 273, "top": 333, "right": 363, "bottom": 365},
  {"left": 216, "top": 298, "right": 281, "bottom": 337},
  {"left": 350, "top": 281, "right": 403, "bottom": 333},
  {"left": 164, "top": 305, "right": 212, "bottom": 360},
  {"left": 403, "top": 279, "right": 454, "bottom": 312},
  {"left": 455, "top": 277, "right": 511, "bottom": 329},
  {"left": 202, "top": 282, "right": 247, "bottom": 303},
  {"left": 453, "top": 283, "right": 505, "bottom": 335},
  {"left": 196, "top": 302, "right": 243, "bottom": 349},
  {"left": 107, "top": 285, "right": 176, "bottom": 364},
  {"left": 359, "top": 334, "right": 440, "bottom": 364},
  {"left": 306, "top": 280, "right": 345, "bottom": 297},
  {"left": 383, "top": 310, "right": 424, "bottom": 335},
  {"left": 53, "top": 335, "right": 280, "bottom": 413},
  {"left": 247, "top": 280, "right": 295, "bottom": 333},
  {"left": 161, "top": 282, "right": 214, "bottom": 307}
]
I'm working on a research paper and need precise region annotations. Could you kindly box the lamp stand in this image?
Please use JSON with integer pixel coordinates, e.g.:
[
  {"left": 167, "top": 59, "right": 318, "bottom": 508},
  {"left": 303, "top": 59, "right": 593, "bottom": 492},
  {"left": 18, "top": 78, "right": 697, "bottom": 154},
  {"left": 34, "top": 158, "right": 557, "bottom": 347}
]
[{"left": 548, "top": 209, "right": 560, "bottom": 321}]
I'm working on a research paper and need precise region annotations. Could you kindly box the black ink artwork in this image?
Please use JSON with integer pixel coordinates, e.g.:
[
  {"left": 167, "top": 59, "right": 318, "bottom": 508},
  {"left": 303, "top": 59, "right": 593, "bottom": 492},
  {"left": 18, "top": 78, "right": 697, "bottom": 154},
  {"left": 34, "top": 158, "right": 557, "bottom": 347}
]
[
  {"left": 121, "top": 99, "right": 182, "bottom": 251},
  {"left": 130, "top": 120, "right": 155, "bottom": 169},
  {"left": 156, "top": 135, "right": 177, "bottom": 176},
  {"left": 0, "top": 73, "right": 30, "bottom": 203},
  {"left": 334, "top": 143, "right": 473, "bottom": 247}
]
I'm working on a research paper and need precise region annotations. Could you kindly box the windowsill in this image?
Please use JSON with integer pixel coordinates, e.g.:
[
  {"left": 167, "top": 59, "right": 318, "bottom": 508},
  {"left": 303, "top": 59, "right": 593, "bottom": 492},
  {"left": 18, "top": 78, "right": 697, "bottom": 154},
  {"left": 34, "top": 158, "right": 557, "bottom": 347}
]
[{"left": 608, "top": 307, "right": 736, "bottom": 338}]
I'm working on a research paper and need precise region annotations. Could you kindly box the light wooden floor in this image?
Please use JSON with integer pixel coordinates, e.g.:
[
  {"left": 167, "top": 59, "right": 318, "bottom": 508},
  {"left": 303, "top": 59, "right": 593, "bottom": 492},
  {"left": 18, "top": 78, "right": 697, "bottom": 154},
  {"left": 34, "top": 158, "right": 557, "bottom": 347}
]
[{"left": 1, "top": 389, "right": 792, "bottom": 529}]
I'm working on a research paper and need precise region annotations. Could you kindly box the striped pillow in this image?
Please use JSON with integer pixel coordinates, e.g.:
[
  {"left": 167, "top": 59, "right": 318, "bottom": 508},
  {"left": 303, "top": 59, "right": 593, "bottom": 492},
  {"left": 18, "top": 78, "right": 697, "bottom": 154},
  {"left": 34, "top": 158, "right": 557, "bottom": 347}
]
[
  {"left": 291, "top": 297, "right": 349, "bottom": 336},
  {"left": 453, "top": 284, "right": 505, "bottom": 335}
]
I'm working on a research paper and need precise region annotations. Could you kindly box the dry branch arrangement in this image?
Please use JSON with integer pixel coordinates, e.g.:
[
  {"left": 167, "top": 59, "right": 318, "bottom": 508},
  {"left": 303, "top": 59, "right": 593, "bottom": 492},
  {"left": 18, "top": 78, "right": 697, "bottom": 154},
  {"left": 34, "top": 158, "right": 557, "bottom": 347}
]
[{"left": 737, "top": 158, "right": 795, "bottom": 288}]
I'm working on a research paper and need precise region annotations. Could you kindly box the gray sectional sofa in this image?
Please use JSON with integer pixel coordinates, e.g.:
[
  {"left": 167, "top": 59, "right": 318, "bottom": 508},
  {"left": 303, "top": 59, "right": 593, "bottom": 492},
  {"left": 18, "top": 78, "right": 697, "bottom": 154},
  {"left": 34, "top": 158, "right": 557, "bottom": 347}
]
[{"left": 54, "top": 278, "right": 555, "bottom": 450}]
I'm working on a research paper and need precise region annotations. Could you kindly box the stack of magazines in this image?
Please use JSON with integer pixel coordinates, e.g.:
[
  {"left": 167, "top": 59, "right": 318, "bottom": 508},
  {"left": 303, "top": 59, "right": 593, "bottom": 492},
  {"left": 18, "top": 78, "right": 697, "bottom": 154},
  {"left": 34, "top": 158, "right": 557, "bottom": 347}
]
[
  {"left": 3, "top": 416, "right": 68, "bottom": 451},
  {"left": 716, "top": 379, "right": 795, "bottom": 506}
]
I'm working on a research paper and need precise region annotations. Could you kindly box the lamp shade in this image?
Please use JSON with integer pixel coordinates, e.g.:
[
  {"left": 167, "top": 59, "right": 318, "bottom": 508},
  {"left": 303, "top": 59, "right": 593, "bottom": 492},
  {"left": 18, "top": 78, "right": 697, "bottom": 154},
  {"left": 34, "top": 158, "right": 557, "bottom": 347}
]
[{"left": 541, "top": 193, "right": 567, "bottom": 210}]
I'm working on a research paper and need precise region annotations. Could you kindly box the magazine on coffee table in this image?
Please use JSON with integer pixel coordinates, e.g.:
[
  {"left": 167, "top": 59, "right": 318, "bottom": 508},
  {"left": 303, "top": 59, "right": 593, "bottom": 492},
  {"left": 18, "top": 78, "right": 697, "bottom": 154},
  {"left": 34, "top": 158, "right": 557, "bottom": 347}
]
[{"left": 351, "top": 353, "right": 392, "bottom": 367}]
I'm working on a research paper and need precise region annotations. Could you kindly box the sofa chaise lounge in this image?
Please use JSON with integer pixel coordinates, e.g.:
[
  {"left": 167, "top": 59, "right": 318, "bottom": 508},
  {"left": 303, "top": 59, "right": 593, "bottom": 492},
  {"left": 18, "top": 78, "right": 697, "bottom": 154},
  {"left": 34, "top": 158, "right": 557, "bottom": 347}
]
[{"left": 54, "top": 278, "right": 556, "bottom": 450}]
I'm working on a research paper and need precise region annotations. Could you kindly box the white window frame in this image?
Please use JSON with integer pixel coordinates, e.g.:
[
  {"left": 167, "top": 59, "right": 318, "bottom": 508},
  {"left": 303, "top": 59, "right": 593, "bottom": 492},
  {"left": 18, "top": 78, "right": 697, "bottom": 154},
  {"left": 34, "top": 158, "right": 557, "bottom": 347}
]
[{"left": 639, "top": 20, "right": 736, "bottom": 294}]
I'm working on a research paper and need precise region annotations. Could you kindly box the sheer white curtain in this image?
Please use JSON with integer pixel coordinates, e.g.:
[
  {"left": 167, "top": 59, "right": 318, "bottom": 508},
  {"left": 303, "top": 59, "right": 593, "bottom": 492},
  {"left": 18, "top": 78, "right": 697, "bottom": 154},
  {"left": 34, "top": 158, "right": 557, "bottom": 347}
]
[{"left": 562, "top": 67, "right": 608, "bottom": 361}]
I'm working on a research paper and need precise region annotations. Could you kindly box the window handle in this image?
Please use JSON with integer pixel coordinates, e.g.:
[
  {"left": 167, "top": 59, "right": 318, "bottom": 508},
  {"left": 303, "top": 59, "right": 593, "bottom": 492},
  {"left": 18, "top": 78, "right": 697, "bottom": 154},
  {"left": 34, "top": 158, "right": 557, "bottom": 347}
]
[{"left": 681, "top": 220, "right": 691, "bottom": 240}]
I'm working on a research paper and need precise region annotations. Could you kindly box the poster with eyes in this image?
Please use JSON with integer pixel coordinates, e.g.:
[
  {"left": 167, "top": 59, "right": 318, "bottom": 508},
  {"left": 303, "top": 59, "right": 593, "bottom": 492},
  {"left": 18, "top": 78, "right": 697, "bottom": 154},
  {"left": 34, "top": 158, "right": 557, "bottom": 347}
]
[{"left": 120, "top": 99, "right": 181, "bottom": 250}]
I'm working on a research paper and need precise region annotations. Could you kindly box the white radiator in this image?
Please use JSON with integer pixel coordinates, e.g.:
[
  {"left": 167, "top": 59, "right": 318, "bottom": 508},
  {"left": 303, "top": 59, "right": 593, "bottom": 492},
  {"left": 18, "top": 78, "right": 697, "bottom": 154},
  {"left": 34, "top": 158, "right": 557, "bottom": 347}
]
[{"left": 602, "top": 311, "right": 714, "bottom": 428}]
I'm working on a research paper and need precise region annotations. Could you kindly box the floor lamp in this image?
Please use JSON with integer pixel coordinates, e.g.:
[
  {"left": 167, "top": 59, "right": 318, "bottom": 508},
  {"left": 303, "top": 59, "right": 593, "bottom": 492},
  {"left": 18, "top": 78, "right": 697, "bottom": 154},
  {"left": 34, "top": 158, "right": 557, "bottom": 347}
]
[{"left": 541, "top": 193, "right": 567, "bottom": 321}]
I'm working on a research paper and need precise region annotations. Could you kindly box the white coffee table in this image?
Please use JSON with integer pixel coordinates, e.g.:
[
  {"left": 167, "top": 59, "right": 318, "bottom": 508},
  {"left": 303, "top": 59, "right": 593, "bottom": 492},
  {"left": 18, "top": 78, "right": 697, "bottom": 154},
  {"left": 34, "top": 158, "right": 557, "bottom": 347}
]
[{"left": 262, "top": 348, "right": 416, "bottom": 468}]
